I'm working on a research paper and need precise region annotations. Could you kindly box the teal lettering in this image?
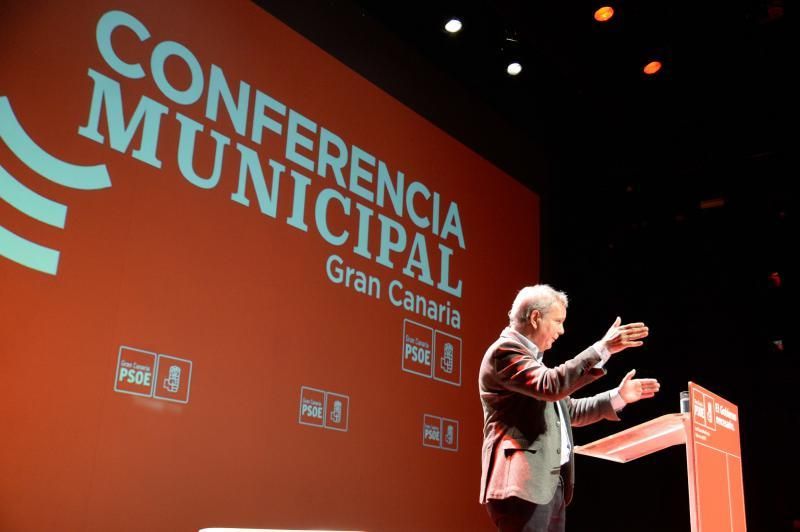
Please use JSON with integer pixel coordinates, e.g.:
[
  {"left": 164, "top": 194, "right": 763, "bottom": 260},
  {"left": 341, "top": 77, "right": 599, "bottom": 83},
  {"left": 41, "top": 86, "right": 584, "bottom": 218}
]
[
  {"left": 440, "top": 202, "right": 465, "bottom": 249},
  {"left": 353, "top": 203, "right": 372, "bottom": 259},
  {"left": 151, "top": 41, "right": 204, "bottom": 105},
  {"left": 376, "top": 213, "right": 406, "bottom": 268},
  {"left": 437, "top": 243, "right": 462, "bottom": 297},
  {"left": 315, "top": 188, "right": 350, "bottom": 246},
  {"left": 349, "top": 145, "right": 375, "bottom": 202},
  {"left": 286, "top": 169, "right": 311, "bottom": 231},
  {"left": 205, "top": 64, "right": 250, "bottom": 136},
  {"left": 286, "top": 110, "right": 317, "bottom": 172},
  {"left": 403, "top": 233, "right": 434, "bottom": 286},
  {"left": 251, "top": 90, "right": 285, "bottom": 145},
  {"left": 96, "top": 10, "right": 150, "bottom": 79},
  {"left": 317, "top": 127, "right": 347, "bottom": 188},
  {"left": 176, "top": 113, "right": 230, "bottom": 189},
  {"left": 376, "top": 161, "right": 404, "bottom": 216},
  {"left": 230, "top": 144, "right": 284, "bottom": 217},
  {"left": 78, "top": 68, "right": 167, "bottom": 168},
  {"left": 406, "top": 181, "right": 431, "bottom": 229}
]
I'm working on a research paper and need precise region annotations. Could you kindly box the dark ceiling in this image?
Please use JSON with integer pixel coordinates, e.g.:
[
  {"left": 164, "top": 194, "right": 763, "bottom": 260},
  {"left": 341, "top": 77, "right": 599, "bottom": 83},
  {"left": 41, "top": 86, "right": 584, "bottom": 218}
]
[
  {"left": 339, "top": 0, "right": 793, "bottom": 313},
  {"left": 260, "top": 0, "right": 792, "bottom": 199},
  {"left": 350, "top": 0, "right": 791, "bottom": 192}
]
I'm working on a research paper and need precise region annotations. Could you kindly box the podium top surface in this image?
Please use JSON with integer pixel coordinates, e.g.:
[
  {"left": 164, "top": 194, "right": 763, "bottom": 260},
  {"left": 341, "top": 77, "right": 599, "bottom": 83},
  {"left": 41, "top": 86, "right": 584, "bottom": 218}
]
[{"left": 574, "top": 413, "right": 687, "bottom": 463}]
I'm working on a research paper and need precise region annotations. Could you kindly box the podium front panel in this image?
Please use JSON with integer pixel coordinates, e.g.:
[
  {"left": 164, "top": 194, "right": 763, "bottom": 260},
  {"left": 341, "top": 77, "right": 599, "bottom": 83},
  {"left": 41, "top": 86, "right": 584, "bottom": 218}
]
[{"left": 688, "top": 382, "right": 747, "bottom": 532}]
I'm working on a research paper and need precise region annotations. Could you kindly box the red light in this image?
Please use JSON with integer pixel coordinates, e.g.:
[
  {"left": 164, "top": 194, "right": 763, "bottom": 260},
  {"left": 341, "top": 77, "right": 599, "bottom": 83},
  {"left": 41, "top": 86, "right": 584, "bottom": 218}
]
[
  {"left": 643, "top": 61, "right": 662, "bottom": 75},
  {"left": 594, "top": 6, "right": 615, "bottom": 22}
]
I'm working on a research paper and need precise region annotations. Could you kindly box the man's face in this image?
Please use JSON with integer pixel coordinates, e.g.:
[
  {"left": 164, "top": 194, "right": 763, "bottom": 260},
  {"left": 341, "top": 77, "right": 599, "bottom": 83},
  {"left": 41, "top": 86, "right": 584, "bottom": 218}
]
[{"left": 530, "top": 301, "right": 566, "bottom": 352}]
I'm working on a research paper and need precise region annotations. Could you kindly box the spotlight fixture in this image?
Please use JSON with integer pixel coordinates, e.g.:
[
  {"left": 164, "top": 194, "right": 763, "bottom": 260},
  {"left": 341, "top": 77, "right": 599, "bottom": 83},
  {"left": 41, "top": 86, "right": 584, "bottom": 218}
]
[
  {"left": 594, "top": 6, "right": 615, "bottom": 22},
  {"left": 507, "top": 62, "right": 522, "bottom": 76},
  {"left": 444, "top": 18, "right": 462, "bottom": 33},
  {"left": 501, "top": 31, "right": 523, "bottom": 76}
]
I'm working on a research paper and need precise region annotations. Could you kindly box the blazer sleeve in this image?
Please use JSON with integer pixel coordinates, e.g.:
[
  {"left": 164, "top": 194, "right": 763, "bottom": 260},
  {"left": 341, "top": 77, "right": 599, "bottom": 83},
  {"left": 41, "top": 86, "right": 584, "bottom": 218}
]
[
  {"left": 492, "top": 342, "right": 608, "bottom": 401},
  {"left": 568, "top": 390, "right": 620, "bottom": 427}
]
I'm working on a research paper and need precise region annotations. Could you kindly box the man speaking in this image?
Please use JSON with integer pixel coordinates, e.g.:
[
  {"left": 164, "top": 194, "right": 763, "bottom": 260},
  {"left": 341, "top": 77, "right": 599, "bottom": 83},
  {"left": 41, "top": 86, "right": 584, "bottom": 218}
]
[{"left": 479, "top": 285, "right": 660, "bottom": 531}]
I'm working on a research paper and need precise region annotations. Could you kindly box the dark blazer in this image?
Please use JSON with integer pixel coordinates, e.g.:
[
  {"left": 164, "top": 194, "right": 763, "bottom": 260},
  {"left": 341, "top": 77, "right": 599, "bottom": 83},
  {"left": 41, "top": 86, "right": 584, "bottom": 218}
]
[{"left": 479, "top": 328, "right": 620, "bottom": 506}]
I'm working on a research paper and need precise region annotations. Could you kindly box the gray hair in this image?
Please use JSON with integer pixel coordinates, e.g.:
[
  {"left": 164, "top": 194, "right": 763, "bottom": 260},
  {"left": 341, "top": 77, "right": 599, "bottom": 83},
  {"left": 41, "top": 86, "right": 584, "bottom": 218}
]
[{"left": 508, "top": 284, "right": 569, "bottom": 327}]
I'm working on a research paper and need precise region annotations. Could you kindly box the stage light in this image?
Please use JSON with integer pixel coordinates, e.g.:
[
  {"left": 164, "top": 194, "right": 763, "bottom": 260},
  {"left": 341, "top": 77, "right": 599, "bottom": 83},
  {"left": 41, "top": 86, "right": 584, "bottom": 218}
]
[
  {"left": 507, "top": 62, "right": 522, "bottom": 75},
  {"left": 767, "top": 0, "right": 784, "bottom": 22},
  {"left": 699, "top": 197, "right": 725, "bottom": 209},
  {"left": 768, "top": 272, "right": 782, "bottom": 288},
  {"left": 501, "top": 31, "right": 523, "bottom": 76},
  {"left": 643, "top": 60, "right": 662, "bottom": 75},
  {"left": 594, "top": 6, "right": 615, "bottom": 22},
  {"left": 444, "top": 18, "right": 462, "bottom": 33}
]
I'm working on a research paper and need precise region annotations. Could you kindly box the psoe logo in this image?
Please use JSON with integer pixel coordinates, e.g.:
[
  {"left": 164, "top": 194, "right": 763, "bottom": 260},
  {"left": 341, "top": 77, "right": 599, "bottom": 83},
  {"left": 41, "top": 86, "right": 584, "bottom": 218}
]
[
  {"left": 0, "top": 97, "right": 111, "bottom": 275},
  {"left": 432, "top": 330, "right": 462, "bottom": 386},
  {"left": 422, "top": 414, "right": 459, "bottom": 452},
  {"left": 153, "top": 353, "right": 193, "bottom": 404},
  {"left": 113, "top": 346, "right": 192, "bottom": 404},
  {"left": 402, "top": 319, "right": 434, "bottom": 378},
  {"left": 402, "top": 319, "right": 462, "bottom": 387},
  {"left": 692, "top": 390, "right": 716, "bottom": 431},
  {"left": 298, "top": 386, "right": 350, "bottom": 432}
]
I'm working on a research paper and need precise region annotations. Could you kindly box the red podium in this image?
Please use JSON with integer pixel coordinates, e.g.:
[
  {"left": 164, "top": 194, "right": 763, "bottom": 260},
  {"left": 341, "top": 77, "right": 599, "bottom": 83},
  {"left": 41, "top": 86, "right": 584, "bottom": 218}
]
[{"left": 575, "top": 382, "right": 747, "bottom": 531}]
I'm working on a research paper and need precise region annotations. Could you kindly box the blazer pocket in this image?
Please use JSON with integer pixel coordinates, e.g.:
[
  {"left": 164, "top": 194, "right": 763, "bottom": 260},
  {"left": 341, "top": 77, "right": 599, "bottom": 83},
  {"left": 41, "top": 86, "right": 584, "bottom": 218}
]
[{"left": 501, "top": 438, "right": 540, "bottom": 456}]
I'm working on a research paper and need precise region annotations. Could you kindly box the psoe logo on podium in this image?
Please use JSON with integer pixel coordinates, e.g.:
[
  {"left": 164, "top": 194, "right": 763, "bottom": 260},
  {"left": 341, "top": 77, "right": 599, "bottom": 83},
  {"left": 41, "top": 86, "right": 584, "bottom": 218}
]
[
  {"left": 153, "top": 354, "right": 192, "bottom": 404},
  {"left": 692, "top": 388, "right": 717, "bottom": 431}
]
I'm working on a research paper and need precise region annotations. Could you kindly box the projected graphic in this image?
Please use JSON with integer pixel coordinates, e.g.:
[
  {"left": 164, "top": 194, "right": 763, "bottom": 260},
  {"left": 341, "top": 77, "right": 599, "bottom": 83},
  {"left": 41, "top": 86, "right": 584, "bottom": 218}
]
[
  {"left": 433, "top": 330, "right": 462, "bottom": 386},
  {"left": 0, "top": 97, "right": 111, "bottom": 275},
  {"left": 402, "top": 319, "right": 434, "bottom": 378},
  {"left": 422, "top": 414, "right": 459, "bottom": 452},
  {"left": 298, "top": 386, "right": 350, "bottom": 431},
  {"left": 114, "top": 346, "right": 157, "bottom": 397},
  {"left": 325, "top": 392, "right": 350, "bottom": 432},
  {"left": 1, "top": 2, "right": 539, "bottom": 530},
  {"left": 402, "top": 319, "right": 462, "bottom": 385},
  {"left": 113, "top": 347, "right": 192, "bottom": 403},
  {"left": 153, "top": 354, "right": 192, "bottom": 404},
  {"left": 164, "top": 365, "right": 181, "bottom": 393},
  {"left": 298, "top": 387, "right": 326, "bottom": 427},
  {"left": 440, "top": 342, "right": 454, "bottom": 373}
]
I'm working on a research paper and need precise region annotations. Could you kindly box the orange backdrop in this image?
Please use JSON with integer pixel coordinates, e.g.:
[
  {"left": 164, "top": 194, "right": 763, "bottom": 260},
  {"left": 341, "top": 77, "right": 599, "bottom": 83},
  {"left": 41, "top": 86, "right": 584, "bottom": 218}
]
[{"left": 0, "top": 1, "right": 540, "bottom": 530}]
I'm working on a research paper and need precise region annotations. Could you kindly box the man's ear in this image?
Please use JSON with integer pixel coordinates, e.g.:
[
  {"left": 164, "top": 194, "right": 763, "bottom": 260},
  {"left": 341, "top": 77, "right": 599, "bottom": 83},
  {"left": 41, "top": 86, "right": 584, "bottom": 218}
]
[{"left": 530, "top": 310, "right": 540, "bottom": 328}]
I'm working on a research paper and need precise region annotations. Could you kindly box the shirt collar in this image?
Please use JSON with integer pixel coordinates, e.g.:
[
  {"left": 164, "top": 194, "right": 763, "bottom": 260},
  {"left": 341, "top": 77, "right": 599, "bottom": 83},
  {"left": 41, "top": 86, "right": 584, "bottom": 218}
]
[{"left": 503, "top": 327, "right": 543, "bottom": 363}]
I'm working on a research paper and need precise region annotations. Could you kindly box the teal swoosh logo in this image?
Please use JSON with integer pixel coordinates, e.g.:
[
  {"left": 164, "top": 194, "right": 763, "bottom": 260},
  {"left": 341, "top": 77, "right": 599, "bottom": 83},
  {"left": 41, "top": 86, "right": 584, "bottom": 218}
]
[{"left": 0, "top": 96, "right": 111, "bottom": 275}]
